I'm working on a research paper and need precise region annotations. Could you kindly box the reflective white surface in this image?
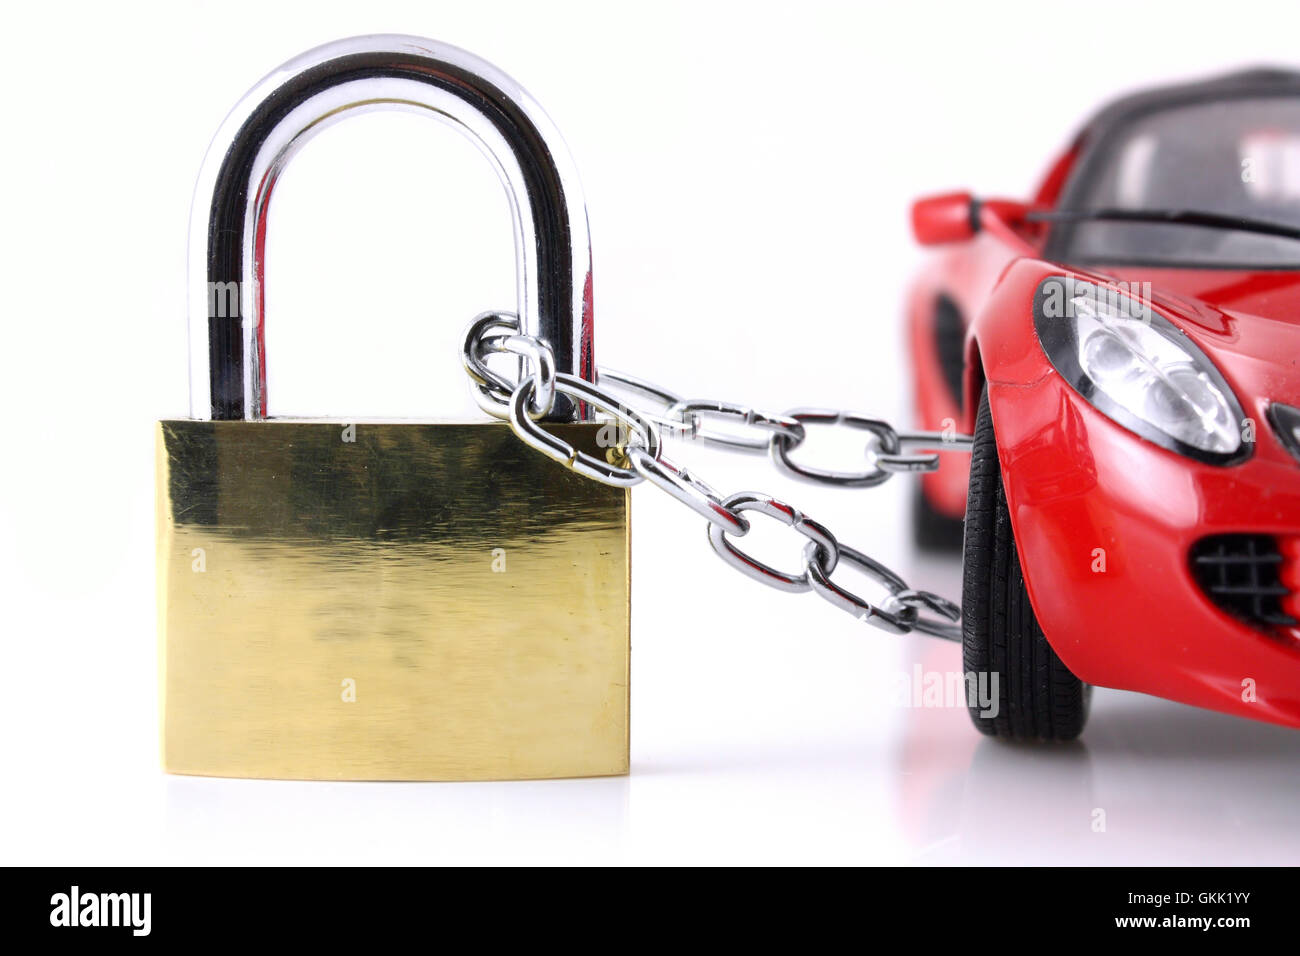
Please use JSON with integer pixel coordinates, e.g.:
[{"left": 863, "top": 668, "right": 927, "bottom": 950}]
[{"left": 14, "top": 480, "right": 1300, "bottom": 865}]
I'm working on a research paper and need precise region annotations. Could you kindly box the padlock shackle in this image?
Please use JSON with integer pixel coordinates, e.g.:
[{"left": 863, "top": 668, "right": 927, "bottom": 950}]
[{"left": 189, "top": 35, "right": 594, "bottom": 421}]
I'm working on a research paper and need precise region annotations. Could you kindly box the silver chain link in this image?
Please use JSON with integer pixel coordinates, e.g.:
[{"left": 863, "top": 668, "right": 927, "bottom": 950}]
[{"left": 461, "top": 312, "right": 972, "bottom": 640}]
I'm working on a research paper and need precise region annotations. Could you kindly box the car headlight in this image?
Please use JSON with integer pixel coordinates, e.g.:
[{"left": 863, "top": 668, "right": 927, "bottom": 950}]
[
  {"left": 1033, "top": 277, "right": 1248, "bottom": 464},
  {"left": 1269, "top": 402, "right": 1300, "bottom": 464}
]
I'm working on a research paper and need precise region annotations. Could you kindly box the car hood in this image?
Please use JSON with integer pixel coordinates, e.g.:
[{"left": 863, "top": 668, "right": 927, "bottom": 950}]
[{"left": 1081, "top": 265, "right": 1300, "bottom": 409}]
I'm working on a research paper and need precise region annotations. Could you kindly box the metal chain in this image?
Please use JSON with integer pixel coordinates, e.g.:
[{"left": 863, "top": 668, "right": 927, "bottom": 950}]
[{"left": 462, "top": 311, "right": 972, "bottom": 640}]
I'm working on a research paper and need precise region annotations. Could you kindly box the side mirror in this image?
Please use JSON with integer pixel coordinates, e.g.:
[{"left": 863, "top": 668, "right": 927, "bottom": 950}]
[
  {"left": 911, "top": 191, "right": 976, "bottom": 245},
  {"left": 912, "top": 193, "right": 1037, "bottom": 246}
]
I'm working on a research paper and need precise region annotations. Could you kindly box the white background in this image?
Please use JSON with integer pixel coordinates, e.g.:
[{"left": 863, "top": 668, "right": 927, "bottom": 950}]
[{"left": 3, "top": 0, "right": 1300, "bottom": 864}]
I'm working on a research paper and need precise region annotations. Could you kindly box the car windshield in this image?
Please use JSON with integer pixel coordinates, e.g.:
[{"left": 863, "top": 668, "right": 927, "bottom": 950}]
[{"left": 1054, "top": 95, "right": 1300, "bottom": 268}]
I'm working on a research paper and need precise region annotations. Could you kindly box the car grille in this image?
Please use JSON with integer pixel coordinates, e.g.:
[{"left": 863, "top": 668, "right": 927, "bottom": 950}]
[{"left": 1191, "top": 534, "right": 1298, "bottom": 630}]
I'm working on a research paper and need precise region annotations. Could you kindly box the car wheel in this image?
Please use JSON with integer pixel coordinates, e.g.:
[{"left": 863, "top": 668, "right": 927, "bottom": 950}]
[
  {"left": 962, "top": 386, "right": 1090, "bottom": 740},
  {"left": 912, "top": 483, "right": 965, "bottom": 551}
]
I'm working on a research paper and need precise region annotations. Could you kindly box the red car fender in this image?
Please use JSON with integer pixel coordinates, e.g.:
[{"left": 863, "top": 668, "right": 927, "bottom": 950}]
[{"left": 968, "top": 260, "right": 1300, "bottom": 724}]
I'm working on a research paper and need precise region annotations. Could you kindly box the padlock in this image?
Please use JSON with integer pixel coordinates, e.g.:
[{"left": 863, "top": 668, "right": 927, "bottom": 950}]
[{"left": 157, "top": 36, "right": 629, "bottom": 781}]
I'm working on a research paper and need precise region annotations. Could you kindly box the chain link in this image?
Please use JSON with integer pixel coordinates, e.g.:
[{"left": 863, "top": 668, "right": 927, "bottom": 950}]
[
  {"left": 626, "top": 446, "right": 750, "bottom": 535},
  {"left": 771, "top": 409, "right": 904, "bottom": 487},
  {"left": 509, "top": 373, "right": 660, "bottom": 487},
  {"left": 461, "top": 314, "right": 974, "bottom": 639},
  {"left": 596, "top": 368, "right": 699, "bottom": 438},
  {"left": 666, "top": 399, "right": 807, "bottom": 453},
  {"left": 706, "top": 492, "right": 840, "bottom": 593}
]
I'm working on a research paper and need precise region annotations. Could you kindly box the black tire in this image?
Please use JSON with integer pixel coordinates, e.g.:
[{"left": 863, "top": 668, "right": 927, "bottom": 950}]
[
  {"left": 962, "top": 386, "right": 1090, "bottom": 740},
  {"left": 912, "top": 483, "right": 965, "bottom": 551}
]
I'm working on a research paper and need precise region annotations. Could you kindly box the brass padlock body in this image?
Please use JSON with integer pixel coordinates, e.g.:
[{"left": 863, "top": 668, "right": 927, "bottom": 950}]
[{"left": 158, "top": 420, "right": 629, "bottom": 780}]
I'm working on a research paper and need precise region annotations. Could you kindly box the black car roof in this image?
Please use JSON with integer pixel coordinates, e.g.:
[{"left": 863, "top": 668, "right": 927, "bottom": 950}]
[
  {"left": 1045, "top": 68, "right": 1300, "bottom": 260},
  {"left": 1076, "top": 67, "right": 1300, "bottom": 152}
]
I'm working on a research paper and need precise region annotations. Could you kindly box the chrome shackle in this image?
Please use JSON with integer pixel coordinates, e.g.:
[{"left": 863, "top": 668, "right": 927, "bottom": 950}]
[{"left": 188, "top": 34, "right": 594, "bottom": 421}]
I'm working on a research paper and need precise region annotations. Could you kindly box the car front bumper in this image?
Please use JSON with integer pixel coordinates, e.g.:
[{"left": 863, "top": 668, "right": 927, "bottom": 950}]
[{"left": 988, "top": 373, "right": 1300, "bottom": 729}]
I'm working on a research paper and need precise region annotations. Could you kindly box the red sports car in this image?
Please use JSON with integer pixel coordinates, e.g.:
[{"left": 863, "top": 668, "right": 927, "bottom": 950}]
[{"left": 907, "top": 69, "right": 1300, "bottom": 740}]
